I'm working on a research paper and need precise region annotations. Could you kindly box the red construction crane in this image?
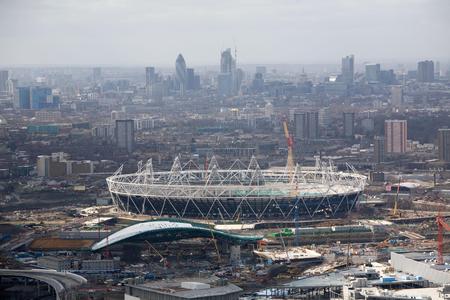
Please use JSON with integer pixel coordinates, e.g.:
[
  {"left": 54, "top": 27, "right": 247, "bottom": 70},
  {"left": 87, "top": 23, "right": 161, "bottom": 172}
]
[{"left": 436, "top": 215, "right": 450, "bottom": 265}]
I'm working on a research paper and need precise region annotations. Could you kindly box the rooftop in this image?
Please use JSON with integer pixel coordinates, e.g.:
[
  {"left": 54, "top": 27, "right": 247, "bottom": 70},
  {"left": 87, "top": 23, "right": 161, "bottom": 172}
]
[{"left": 128, "top": 277, "right": 242, "bottom": 299}]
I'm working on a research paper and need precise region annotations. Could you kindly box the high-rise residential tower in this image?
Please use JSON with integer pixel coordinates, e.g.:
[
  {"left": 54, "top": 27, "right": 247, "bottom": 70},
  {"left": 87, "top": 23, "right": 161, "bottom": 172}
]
[
  {"left": 343, "top": 112, "right": 355, "bottom": 138},
  {"left": 385, "top": 120, "right": 407, "bottom": 153},
  {"left": 365, "top": 64, "right": 380, "bottom": 83},
  {"left": 417, "top": 60, "right": 434, "bottom": 82},
  {"left": 294, "top": 111, "right": 319, "bottom": 140},
  {"left": 294, "top": 112, "right": 307, "bottom": 140},
  {"left": 438, "top": 128, "right": 450, "bottom": 162},
  {"left": 115, "top": 119, "right": 135, "bottom": 153},
  {"left": 307, "top": 111, "right": 319, "bottom": 139},
  {"left": 373, "top": 136, "right": 385, "bottom": 164}
]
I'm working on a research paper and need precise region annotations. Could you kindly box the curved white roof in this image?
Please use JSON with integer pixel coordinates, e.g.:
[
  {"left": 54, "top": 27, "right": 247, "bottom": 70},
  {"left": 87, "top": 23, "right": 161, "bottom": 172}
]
[{"left": 92, "top": 221, "right": 192, "bottom": 251}]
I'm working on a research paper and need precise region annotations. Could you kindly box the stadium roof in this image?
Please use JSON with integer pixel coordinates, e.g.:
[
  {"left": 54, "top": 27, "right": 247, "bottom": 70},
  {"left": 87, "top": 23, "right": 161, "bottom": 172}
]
[{"left": 91, "top": 220, "right": 262, "bottom": 251}]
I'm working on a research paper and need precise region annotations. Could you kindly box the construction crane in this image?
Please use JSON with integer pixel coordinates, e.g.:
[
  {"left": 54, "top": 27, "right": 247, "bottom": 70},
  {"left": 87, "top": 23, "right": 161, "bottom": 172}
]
[
  {"left": 145, "top": 240, "right": 169, "bottom": 268},
  {"left": 283, "top": 120, "right": 294, "bottom": 184},
  {"left": 208, "top": 225, "right": 222, "bottom": 263},
  {"left": 277, "top": 226, "right": 291, "bottom": 264},
  {"left": 391, "top": 176, "right": 401, "bottom": 218},
  {"left": 436, "top": 215, "right": 450, "bottom": 265},
  {"left": 283, "top": 119, "right": 300, "bottom": 242}
]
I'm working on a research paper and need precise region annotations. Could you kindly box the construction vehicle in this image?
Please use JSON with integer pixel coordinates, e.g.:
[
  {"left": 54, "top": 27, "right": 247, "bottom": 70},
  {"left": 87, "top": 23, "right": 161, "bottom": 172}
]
[
  {"left": 436, "top": 215, "right": 450, "bottom": 265},
  {"left": 257, "top": 239, "right": 268, "bottom": 251}
]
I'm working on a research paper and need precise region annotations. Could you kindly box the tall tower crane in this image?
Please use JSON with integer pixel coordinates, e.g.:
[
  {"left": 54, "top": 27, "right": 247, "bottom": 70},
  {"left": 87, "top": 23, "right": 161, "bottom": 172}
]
[
  {"left": 436, "top": 215, "right": 450, "bottom": 265},
  {"left": 391, "top": 176, "right": 401, "bottom": 218},
  {"left": 283, "top": 119, "right": 300, "bottom": 244},
  {"left": 283, "top": 120, "right": 294, "bottom": 183}
]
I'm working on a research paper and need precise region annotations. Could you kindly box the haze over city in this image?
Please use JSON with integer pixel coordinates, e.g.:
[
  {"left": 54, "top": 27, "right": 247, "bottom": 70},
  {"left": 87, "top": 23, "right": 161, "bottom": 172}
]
[
  {"left": 0, "top": 0, "right": 449, "bottom": 66},
  {"left": 1, "top": 1, "right": 450, "bottom": 300}
]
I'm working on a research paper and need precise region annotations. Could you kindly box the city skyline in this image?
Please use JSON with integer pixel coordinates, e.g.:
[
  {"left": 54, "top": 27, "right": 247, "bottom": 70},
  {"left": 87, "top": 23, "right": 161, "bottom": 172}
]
[
  {"left": 0, "top": 0, "right": 449, "bottom": 66},
  {"left": 2, "top": 0, "right": 450, "bottom": 298}
]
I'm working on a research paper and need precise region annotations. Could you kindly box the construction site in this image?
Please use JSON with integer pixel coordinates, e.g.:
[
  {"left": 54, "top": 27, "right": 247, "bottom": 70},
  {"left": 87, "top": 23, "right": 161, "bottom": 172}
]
[{"left": 1, "top": 121, "right": 450, "bottom": 300}]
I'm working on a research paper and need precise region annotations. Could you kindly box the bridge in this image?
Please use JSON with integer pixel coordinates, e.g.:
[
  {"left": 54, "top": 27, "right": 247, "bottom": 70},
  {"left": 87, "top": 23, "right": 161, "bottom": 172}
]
[
  {"left": 91, "top": 219, "right": 263, "bottom": 251},
  {"left": 0, "top": 269, "right": 87, "bottom": 300}
]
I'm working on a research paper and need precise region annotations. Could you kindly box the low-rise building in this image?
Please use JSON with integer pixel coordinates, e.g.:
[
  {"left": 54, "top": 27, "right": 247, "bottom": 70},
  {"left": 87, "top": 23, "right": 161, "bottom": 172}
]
[{"left": 125, "top": 276, "right": 241, "bottom": 300}]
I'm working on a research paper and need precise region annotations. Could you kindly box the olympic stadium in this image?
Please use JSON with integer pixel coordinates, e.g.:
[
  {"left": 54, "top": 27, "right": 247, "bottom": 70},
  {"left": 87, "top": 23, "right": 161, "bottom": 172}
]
[{"left": 107, "top": 156, "right": 366, "bottom": 221}]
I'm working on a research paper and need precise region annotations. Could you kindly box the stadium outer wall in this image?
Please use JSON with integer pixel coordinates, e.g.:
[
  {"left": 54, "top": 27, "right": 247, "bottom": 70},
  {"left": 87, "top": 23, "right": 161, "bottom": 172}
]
[{"left": 112, "top": 193, "right": 361, "bottom": 220}]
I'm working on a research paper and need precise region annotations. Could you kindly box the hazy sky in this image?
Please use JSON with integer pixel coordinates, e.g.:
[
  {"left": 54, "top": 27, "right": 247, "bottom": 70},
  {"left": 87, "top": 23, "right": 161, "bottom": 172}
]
[{"left": 0, "top": 0, "right": 449, "bottom": 66}]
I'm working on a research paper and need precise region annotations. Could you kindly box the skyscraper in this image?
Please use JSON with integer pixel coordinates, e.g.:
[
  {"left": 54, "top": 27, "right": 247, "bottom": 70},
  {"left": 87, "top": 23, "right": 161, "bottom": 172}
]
[
  {"left": 365, "top": 64, "right": 380, "bottom": 83},
  {"left": 175, "top": 54, "right": 187, "bottom": 96},
  {"left": 438, "top": 128, "right": 450, "bottom": 162},
  {"left": 343, "top": 112, "right": 355, "bottom": 138},
  {"left": 391, "top": 85, "right": 403, "bottom": 107},
  {"left": 145, "top": 67, "right": 156, "bottom": 87},
  {"left": 0, "top": 70, "right": 9, "bottom": 92},
  {"left": 373, "top": 136, "right": 385, "bottom": 163},
  {"left": 220, "top": 48, "right": 234, "bottom": 73},
  {"left": 417, "top": 60, "right": 434, "bottom": 82},
  {"left": 186, "top": 68, "right": 195, "bottom": 90},
  {"left": 115, "top": 119, "right": 135, "bottom": 153},
  {"left": 341, "top": 55, "right": 354, "bottom": 84},
  {"left": 385, "top": 120, "right": 407, "bottom": 153},
  {"left": 218, "top": 48, "right": 237, "bottom": 96}
]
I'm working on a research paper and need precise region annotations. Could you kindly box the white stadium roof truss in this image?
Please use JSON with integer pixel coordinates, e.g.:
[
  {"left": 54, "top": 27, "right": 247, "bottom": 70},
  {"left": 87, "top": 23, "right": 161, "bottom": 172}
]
[{"left": 107, "top": 156, "right": 366, "bottom": 220}]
